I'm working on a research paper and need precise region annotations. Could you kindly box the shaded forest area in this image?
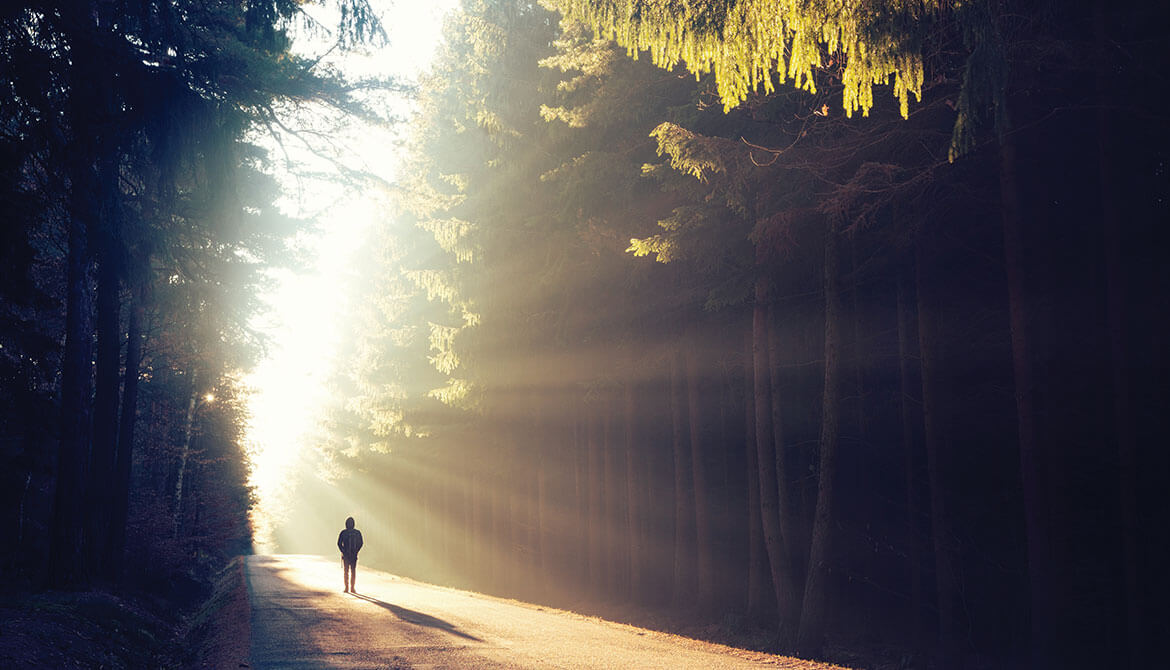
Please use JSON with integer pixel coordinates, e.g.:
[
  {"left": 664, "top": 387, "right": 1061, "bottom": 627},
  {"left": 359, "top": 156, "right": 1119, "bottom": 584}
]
[
  {"left": 0, "top": 0, "right": 387, "bottom": 608},
  {"left": 293, "top": 1, "right": 1170, "bottom": 669}
]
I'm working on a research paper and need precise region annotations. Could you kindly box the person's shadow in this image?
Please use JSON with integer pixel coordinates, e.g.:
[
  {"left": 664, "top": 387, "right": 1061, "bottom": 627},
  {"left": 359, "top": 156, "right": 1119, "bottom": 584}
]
[{"left": 350, "top": 593, "right": 483, "bottom": 642}]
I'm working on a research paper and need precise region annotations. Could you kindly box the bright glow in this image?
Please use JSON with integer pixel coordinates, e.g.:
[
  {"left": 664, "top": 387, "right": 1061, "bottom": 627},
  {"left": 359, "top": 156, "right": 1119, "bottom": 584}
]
[{"left": 245, "top": 0, "right": 459, "bottom": 552}]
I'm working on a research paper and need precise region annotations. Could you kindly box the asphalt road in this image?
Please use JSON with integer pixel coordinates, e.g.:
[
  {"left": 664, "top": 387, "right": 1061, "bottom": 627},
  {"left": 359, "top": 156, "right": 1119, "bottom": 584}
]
[{"left": 245, "top": 554, "right": 845, "bottom": 669}]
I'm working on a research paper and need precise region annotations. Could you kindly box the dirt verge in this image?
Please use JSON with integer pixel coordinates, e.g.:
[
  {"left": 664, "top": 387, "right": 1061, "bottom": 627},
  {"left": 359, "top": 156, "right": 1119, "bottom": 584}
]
[
  {"left": 0, "top": 588, "right": 180, "bottom": 669},
  {"left": 183, "top": 556, "right": 251, "bottom": 669}
]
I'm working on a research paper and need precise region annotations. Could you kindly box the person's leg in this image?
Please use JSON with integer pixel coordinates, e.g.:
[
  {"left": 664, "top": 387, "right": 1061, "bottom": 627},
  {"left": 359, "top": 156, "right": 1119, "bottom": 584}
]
[
  {"left": 342, "top": 559, "right": 352, "bottom": 592},
  {"left": 350, "top": 559, "right": 357, "bottom": 593}
]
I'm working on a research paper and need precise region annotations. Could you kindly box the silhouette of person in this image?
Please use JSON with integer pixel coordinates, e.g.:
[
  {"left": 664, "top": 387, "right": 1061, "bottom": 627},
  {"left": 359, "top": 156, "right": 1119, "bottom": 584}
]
[{"left": 337, "top": 516, "right": 363, "bottom": 593}]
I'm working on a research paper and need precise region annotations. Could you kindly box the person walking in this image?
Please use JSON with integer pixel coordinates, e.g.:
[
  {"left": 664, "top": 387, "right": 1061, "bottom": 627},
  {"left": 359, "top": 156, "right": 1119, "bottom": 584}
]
[{"left": 337, "top": 516, "right": 363, "bottom": 593}]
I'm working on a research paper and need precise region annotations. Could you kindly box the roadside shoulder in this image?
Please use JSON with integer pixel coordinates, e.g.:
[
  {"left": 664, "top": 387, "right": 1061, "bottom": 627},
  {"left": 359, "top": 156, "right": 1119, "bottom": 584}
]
[{"left": 183, "top": 556, "right": 251, "bottom": 669}]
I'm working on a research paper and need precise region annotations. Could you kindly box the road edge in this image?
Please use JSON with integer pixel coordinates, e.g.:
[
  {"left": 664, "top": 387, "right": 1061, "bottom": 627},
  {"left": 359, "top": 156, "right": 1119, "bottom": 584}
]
[{"left": 185, "top": 556, "right": 252, "bottom": 669}]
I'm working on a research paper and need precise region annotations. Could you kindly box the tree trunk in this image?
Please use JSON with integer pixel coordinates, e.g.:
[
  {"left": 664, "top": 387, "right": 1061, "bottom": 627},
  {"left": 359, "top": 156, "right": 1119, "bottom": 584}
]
[
  {"left": 535, "top": 408, "right": 549, "bottom": 595},
  {"left": 797, "top": 218, "right": 843, "bottom": 657},
  {"left": 88, "top": 191, "right": 121, "bottom": 578},
  {"left": 506, "top": 458, "right": 521, "bottom": 593},
  {"left": 670, "top": 349, "right": 695, "bottom": 606},
  {"left": 1095, "top": 5, "right": 1139, "bottom": 664},
  {"left": 422, "top": 472, "right": 436, "bottom": 583},
  {"left": 18, "top": 472, "right": 32, "bottom": 550},
  {"left": 439, "top": 474, "right": 453, "bottom": 584},
  {"left": 896, "top": 260, "right": 923, "bottom": 651},
  {"left": 752, "top": 277, "right": 796, "bottom": 646},
  {"left": 573, "top": 405, "right": 588, "bottom": 587},
  {"left": 768, "top": 302, "right": 806, "bottom": 616},
  {"left": 172, "top": 383, "right": 199, "bottom": 539},
  {"left": 916, "top": 235, "right": 961, "bottom": 668},
  {"left": 587, "top": 401, "right": 604, "bottom": 591},
  {"left": 453, "top": 465, "right": 469, "bottom": 588},
  {"left": 460, "top": 467, "right": 473, "bottom": 585},
  {"left": 603, "top": 391, "right": 628, "bottom": 597},
  {"left": 624, "top": 377, "right": 643, "bottom": 601},
  {"left": 1000, "top": 129, "right": 1052, "bottom": 670},
  {"left": 687, "top": 338, "right": 715, "bottom": 609},
  {"left": 493, "top": 460, "right": 504, "bottom": 589},
  {"left": 471, "top": 469, "right": 485, "bottom": 587},
  {"left": 849, "top": 237, "right": 868, "bottom": 443},
  {"left": 108, "top": 282, "right": 145, "bottom": 580},
  {"left": 743, "top": 327, "right": 772, "bottom": 621},
  {"left": 49, "top": 163, "right": 96, "bottom": 589}
]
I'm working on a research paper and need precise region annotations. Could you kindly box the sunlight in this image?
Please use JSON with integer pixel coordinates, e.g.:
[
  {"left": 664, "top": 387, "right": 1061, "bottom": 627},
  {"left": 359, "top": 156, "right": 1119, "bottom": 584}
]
[{"left": 244, "top": 0, "right": 459, "bottom": 553}]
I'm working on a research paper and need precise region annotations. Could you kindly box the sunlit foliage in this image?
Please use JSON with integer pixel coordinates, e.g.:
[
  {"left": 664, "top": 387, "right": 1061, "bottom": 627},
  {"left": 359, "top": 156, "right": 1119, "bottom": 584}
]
[
  {"left": 543, "top": 0, "right": 1016, "bottom": 161},
  {"left": 543, "top": 0, "right": 934, "bottom": 118}
]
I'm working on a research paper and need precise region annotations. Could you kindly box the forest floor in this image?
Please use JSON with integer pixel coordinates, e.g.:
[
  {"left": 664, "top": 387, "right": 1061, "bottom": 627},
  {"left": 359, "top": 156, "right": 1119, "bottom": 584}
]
[
  {"left": 0, "top": 587, "right": 181, "bottom": 668},
  {"left": 0, "top": 558, "right": 249, "bottom": 669}
]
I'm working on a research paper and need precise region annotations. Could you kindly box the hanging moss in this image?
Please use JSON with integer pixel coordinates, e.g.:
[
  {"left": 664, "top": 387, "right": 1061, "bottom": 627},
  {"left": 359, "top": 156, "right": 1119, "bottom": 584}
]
[{"left": 544, "top": 0, "right": 935, "bottom": 118}]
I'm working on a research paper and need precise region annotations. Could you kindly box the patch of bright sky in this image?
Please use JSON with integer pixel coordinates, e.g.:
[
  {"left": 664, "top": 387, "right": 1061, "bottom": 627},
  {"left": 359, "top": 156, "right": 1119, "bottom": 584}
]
[{"left": 246, "top": 0, "right": 459, "bottom": 552}]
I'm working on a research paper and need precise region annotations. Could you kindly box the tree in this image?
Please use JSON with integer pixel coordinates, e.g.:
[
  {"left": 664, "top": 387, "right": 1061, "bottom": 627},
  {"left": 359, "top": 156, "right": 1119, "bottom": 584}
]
[
  {"left": 542, "top": 0, "right": 931, "bottom": 119},
  {"left": 292, "top": 3, "right": 1170, "bottom": 667},
  {"left": 0, "top": 0, "right": 390, "bottom": 589}
]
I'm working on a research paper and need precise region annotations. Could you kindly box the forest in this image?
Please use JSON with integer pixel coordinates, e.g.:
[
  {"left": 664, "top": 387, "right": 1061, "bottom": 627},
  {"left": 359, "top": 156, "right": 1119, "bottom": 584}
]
[
  {"left": 2, "top": 1, "right": 1167, "bottom": 669},
  {"left": 0, "top": 0, "right": 389, "bottom": 643}
]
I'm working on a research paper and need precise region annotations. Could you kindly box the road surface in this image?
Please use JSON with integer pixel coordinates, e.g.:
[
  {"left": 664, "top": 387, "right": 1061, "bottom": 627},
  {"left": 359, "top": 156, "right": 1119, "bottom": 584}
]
[{"left": 245, "top": 554, "right": 846, "bottom": 669}]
